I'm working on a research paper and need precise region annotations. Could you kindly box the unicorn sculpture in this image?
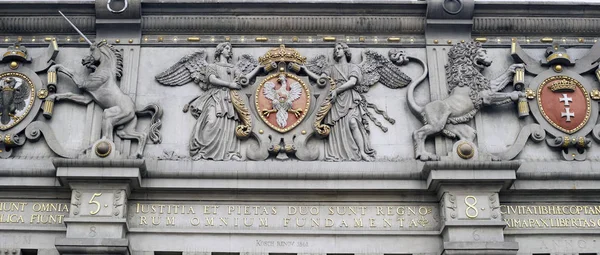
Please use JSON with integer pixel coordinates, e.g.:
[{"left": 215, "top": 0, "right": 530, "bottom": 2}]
[{"left": 46, "top": 12, "right": 162, "bottom": 158}]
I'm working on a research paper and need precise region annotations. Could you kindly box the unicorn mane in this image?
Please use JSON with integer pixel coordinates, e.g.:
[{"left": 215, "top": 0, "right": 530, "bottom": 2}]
[{"left": 96, "top": 41, "right": 124, "bottom": 80}]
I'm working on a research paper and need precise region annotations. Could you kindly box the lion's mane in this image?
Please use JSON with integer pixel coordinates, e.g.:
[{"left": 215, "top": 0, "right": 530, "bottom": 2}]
[{"left": 445, "top": 41, "right": 490, "bottom": 109}]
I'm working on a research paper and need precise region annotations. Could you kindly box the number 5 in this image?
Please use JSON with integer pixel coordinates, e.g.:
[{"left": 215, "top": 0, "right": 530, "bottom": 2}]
[{"left": 89, "top": 193, "right": 102, "bottom": 215}]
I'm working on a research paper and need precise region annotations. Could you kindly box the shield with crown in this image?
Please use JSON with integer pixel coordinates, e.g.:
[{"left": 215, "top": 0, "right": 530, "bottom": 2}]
[
  {"left": 0, "top": 42, "right": 58, "bottom": 158},
  {"left": 241, "top": 45, "right": 333, "bottom": 161},
  {"left": 536, "top": 76, "right": 591, "bottom": 134},
  {"left": 505, "top": 40, "right": 600, "bottom": 161}
]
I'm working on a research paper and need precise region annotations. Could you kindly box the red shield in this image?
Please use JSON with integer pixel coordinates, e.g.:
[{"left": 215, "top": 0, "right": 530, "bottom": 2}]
[
  {"left": 256, "top": 73, "right": 310, "bottom": 133},
  {"left": 537, "top": 76, "right": 591, "bottom": 134}
]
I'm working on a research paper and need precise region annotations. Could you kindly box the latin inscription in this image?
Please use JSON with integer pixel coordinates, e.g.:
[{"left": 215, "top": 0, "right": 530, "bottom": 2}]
[
  {"left": 0, "top": 201, "right": 69, "bottom": 227},
  {"left": 128, "top": 203, "right": 439, "bottom": 232},
  {"left": 501, "top": 204, "right": 600, "bottom": 229}
]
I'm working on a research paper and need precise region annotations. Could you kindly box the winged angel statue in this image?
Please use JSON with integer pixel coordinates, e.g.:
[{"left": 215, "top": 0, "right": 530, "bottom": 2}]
[
  {"left": 303, "top": 42, "right": 414, "bottom": 161},
  {"left": 156, "top": 42, "right": 260, "bottom": 160}
]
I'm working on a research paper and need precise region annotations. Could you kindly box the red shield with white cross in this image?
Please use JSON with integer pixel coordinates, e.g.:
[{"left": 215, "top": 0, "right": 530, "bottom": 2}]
[{"left": 537, "top": 76, "right": 591, "bottom": 134}]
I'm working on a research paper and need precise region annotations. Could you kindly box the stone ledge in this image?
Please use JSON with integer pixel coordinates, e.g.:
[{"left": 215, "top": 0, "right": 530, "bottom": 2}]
[
  {"left": 443, "top": 241, "right": 519, "bottom": 255},
  {"left": 55, "top": 238, "right": 129, "bottom": 255},
  {"left": 53, "top": 159, "right": 145, "bottom": 188},
  {"left": 423, "top": 161, "right": 520, "bottom": 191}
]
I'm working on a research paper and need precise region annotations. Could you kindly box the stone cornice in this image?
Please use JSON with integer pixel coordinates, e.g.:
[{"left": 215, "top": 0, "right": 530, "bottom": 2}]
[
  {"left": 0, "top": 1, "right": 599, "bottom": 36},
  {"left": 141, "top": 15, "right": 426, "bottom": 35},
  {"left": 473, "top": 17, "right": 600, "bottom": 36}
]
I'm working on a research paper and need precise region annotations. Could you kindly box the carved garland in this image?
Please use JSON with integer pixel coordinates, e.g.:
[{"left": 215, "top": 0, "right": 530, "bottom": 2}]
[
  {"left": 230, "top": 90, "right": 252, "bottom": 138},
  {"left": 313, "top": 77, "right": 336, "bottom": 137}
]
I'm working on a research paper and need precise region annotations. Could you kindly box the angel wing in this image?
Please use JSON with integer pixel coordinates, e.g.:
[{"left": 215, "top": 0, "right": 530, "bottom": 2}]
[
  {"left": 289, "top": 81, "right": 302, "bottom": 102},
  {"left": 236, "top": 54, "right": 258, "bottom": 76},
  {"left": 12, "top": 79, "right": 29, "bottom": 111},
  {"left": 359, "top": 50, "right": 412, "bottom": 90},
  {"left": 306, "top": 55, "right": 328, "bottom": 75},
  {"left": 155, "top": 51, "right": 208, "bottom": 87},
  {"left": 263, "top": 81, "right": 277, "bottom": 101}
]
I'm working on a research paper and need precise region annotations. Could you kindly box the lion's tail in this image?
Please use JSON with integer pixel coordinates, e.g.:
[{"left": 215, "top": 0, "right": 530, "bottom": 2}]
[
  {"left": 136, "top": 104, "right": 163, "bottom": 144},
  {"left": 406, "top": 56, "right": 428, "bottom": 121}
]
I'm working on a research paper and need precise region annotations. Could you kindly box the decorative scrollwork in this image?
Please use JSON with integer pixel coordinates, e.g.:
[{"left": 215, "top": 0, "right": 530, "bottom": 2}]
[
  {"left": 25, "top": 121, "right": 78, "bottom": 158},
  {"left": 230, "top": 90, "right": 252, "bottom": 139},
  {"left": 313, "top": 77, "right": 336, "bottom": 137}
]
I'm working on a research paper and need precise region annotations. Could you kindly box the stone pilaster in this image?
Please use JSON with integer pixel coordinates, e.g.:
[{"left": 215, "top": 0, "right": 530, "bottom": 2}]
[
  {"left": 52, "top": 159, "right": 145, "bottom": 255},
  {"left": 424, "top": 161, "right": 520, "bottom": 255}
]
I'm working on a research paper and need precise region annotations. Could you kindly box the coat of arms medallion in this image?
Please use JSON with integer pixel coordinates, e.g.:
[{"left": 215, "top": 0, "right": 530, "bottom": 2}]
[
  {"left": 501, "top": 41, "right": 600, "bottom": 161},
  {"left": 255, "top": 72, "right": 310, "bottom": 133},
  {"left": 0, "top": 42, "right": 58, "bottom": 158}
]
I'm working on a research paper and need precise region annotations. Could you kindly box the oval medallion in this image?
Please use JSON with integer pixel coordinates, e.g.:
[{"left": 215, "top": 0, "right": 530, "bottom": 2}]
[
  {"left": 0, "top": 72, "right": 36, "bottom": 131},
  {"left": 255, "top": 72, "right": 310, "bottom": 133},
  {"left": 537, "top": 75, "right": 590, "bottom": 134}
]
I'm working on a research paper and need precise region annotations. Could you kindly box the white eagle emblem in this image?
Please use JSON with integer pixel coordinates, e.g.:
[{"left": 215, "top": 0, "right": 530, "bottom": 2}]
[{"left": 262, "top": 74, "right": 304, "bottom": 127}]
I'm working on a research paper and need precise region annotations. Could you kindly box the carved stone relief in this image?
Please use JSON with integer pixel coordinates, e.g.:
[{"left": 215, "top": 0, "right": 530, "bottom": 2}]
[
  {"left": 410, "top": 41, "right": 523, "bottom": 161},
  {"left": 497, "top": 41, "right": 600, "bottom": 161},
  {"left": 40, "top": 40, "right": 163, "bottom": 159},
  {"left": 304, "top": 43, "right": 426, "bottom": 161},
  {"left": 156, "top": 42, "right": 260, "bottom": 161},
  {"left": 157, "top": 43, "right": 426, "bottom": 161},
  {"left": 0, "top": 42, "right": 57, "bottom": 158}
]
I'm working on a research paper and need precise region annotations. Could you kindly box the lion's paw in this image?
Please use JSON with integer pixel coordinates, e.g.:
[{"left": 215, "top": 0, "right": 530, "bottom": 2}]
[{"left": 416, "top": 152, "right": 440, "bottom": 161}]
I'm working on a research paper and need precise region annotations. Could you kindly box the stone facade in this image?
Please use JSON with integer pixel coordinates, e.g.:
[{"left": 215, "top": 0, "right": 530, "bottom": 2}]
[{"left": 1, "top": 0, "right": 600, "bottom": 254}]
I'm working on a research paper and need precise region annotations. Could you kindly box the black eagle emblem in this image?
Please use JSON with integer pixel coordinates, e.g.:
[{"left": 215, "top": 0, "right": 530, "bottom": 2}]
[{"left": 0, "top": 77, "right": 30, "bottom": 125}]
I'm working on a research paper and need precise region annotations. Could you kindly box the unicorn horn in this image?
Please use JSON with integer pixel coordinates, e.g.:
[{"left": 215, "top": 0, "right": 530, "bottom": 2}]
[{"left": 58, "top": 11, "right": 93, "bottom": 45}]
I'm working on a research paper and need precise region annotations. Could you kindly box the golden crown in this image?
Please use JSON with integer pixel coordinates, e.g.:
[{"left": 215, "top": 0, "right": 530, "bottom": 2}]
[
  {"left": 259, "top": 44, "right": 306, "bottom": 66},
  {"left": 549, "top": 79, "right": 576, "bottom": 92},
  {"left": 2, "top": 44, "right": 28, "bottom": 62}
]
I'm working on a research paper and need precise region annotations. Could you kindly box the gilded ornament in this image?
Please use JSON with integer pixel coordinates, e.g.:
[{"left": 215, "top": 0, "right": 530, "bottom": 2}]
[
  {"left": 553, "top": 64, "right": 563, "bottom": 72},
  {"left": 590, "top": 89, "right": 600, "bottom": 100},
  {"left": 37, "top": 89, "right": 48, "bottom": 99},
  {"left": 258, "top": 45, "right": 306, "bottom": 66},
  {"left": 457, "top": 142, "right": 474, "bottom": 159},
  {"left": 525, "top": 88, "right": 535, "bottom": 99},
  {"left": 95, "top": 141, "right": 112, "bottom": 157}
]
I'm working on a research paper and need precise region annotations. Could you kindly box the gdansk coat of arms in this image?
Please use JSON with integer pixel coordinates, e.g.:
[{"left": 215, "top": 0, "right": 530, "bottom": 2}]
[
  {"left": 505, "top": 41, "right": 600, "bottom": 161},
  {"left": 536, "top": 76, "right": 591, "bottom": 134}
]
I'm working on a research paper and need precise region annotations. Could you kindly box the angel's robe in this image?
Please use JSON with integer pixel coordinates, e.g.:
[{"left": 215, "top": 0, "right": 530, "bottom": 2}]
[
  {"left": 187, "top": 62, "right": 241, "bottom": 160},
  {"left": 323, "top": 62, "right": 375, "bottom": 161}
]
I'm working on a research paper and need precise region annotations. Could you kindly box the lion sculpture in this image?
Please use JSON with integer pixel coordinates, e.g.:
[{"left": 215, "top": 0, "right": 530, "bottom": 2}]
[{"left": 408, "top": 41, "right": 523, "bottom": 161}]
